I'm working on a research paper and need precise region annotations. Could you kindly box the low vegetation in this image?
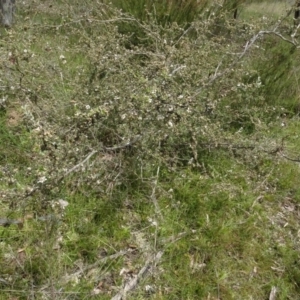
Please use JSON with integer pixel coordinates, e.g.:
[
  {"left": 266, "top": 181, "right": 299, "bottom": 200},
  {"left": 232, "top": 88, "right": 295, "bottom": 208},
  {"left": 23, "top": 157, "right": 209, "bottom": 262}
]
[{"left": 1, "top": 0, "right": 300, "bottom": 299}]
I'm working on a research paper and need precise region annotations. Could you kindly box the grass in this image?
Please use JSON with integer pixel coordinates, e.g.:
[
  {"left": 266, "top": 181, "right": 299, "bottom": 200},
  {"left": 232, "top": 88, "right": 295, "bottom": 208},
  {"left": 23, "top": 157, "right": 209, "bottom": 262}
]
[
  {"left": 1, "top": 0, "right": 300, "bottom": 299},
  {"left": 243, "top": 1, "right": 293, "bottom": 18}
]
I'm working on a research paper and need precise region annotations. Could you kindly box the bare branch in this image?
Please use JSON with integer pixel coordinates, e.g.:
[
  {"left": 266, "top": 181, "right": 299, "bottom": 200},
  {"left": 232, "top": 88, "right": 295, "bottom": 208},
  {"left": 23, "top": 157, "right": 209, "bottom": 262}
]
[
  {"left": 269, "top": 286, "right": 278, "bottom": 300},
  {"left": 62, "top": 249, "right": 130, "bottom": 284},
  {"left": 111, "top": 251, "right": 163, "bottom": 300},
  {"left": 61, "top": 149, "right": 98, "bottom": 178},
  {"left": 192, "top": 20, "right": 298, "bottom": 99},
  {"left": 150, "top": 166, "right": 162, "bottom": 219},
  {"left": 281, "top": 153, "right": 300, "bottom": 162},
  {"left": 104, "top": 135, "right": 142, "bottom": 151}
]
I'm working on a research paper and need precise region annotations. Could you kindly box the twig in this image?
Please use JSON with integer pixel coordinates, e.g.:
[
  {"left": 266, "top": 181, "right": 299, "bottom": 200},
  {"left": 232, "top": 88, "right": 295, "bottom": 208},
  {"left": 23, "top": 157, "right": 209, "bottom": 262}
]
[
  {"left": 269, "top": 286, "right": 278, "bottom": 300},
  {"left": 0, "top": 218, "right": 23, "bottom": 227},
  {"left": 104, "top": 135, "right": 142, "bottom": 151},
  {"left": 23, "top": 135, "right": 141, "bottom": 200},
  {"left": 22, "top": 149, "right": 98, "bottom": 198},
  {"left": 0, "top": 214, "right": 62, "bottom": 229},
  {"left": 62, "top": 249, "right": 130, "bottom": 284},
  {"left": 33, "top": 17, "right": 138, "bottom": 30},
  {"left": 111, "top": 251, "right": 163, "bottom": 300},
  {"left": 161, "top": 231, "right": 191, "bottom": 244},
  {"left": 281, "top": 153, "right": 300, "bottom": 162},
  {"left": 150, "top": 166, "right": 162, "bottom": 219},
  {"left": 62, "top": 149, "right": 98, "bottom": 178},
  {"left": 0, "top": 278, "right": 8, "bottom": 285},
  {"left": 173, "top": 24, "right": 194, "bottom": 47},
  {"left": 203, "top": 140, "right": 300, "bottom": 163},
  {"left": 150, "top": 166, "right": 162, "bottom": 259},
  {"left": 192, "top": 17, "right": 298, "bottom": 99}
]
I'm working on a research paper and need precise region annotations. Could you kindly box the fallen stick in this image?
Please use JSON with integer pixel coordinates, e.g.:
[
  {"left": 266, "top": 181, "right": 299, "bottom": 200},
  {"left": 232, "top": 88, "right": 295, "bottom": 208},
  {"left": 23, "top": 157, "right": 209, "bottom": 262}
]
[
  {"left": 269, "top": 286, "right": 277, "bottom": 300},
  {"left": 62, "top": 249, "right": 130, "bottom": 284},
  {"left": 111, "top": 251, "right": 163, "bottom": 300}
]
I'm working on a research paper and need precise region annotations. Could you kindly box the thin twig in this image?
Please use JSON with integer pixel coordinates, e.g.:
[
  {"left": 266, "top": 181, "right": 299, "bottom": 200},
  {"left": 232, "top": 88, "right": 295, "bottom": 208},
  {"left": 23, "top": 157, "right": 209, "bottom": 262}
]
[
  {"left": 173, "top": 24, "right": 194, "bottom": 47},
  {"left": 192, "top": 15, "right": 298, "bottom": 99},
  {"left": 162, "top": 231, "right": 191, "bottom": 244},
  {"left": 62, "top": 249, "right": 130, "bottom": 284},
  {"left": 62, "top": 149, "right": 98, "bottom": 178},
  {"left": 0, "top": 218, "right": 23, "bottom": 227},
  {"left": 22, "top": 134, "right": 141, "bottom": 201},
  {"left": 269, "top": 286, "right": 278, "bottom": 300},
  {"left": 111, "top": 251, "right": 163, "bottom": 300},
  {"left": 150, "top": 166, "right": 162, "bottom": 219},
  {"left": 281, "top": 153, "right": 300, "bottom": 162},
  {"left": 104, "top": 135, "right": 142, "bottom": 151}
]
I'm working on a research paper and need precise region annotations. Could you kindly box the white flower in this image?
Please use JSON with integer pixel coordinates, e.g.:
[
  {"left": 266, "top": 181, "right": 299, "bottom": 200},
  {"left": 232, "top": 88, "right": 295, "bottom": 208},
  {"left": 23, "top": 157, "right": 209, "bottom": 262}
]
[
  {"left": 58, "top": 199, "right": 69, "bottom": 209},
  {"left": 168, "top": 120, "right": 174, "bottom": 128},
  {"left": 59, "top": 55, "right": 67, "bottom": 64},
  {"left": 256, "top": 76, "right": 262, "bottom": 88},
  {"left": 37, "top": 176, "right": 47, "bottom": 184}
]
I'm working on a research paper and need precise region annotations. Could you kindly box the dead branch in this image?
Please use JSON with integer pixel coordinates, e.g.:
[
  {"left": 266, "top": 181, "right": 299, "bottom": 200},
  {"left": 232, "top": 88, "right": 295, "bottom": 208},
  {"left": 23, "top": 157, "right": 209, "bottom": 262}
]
[
  {"left": 104, "top": 135, "right": 142, "bottom": 151},
  {"left": 192, "top": 12, "right": 298, "bottom": 99},
  {"left": 61, "top": 149, "right": 98, "bottom": 179},
  {"left": 281, "top": 153, "right": 300, "bottom": 162},
  {"left": 111, "top": 251, "right": 163, "bottom": 300},
  {"left": 269, "top": 286, "right": 278, "bottom": 300},
  {"left": 21, "top": 134, "right": 141, "bottom": 203},
  {"left": 150, "top": 166, "right": 162, "bottom": 219},
  {"left": 0, "top": 218, "right": 23, "bottom": 227},
  {"left": 62, "top": 249, "right": 130, "bottom": 284}
]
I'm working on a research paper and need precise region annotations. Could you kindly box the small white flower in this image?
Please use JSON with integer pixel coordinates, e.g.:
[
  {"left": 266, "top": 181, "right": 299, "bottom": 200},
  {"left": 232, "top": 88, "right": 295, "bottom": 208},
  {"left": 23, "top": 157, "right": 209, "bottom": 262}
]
[
  {"left": 148, "top": 217, "right": 158, "bottom": 227},
  {"left": 59, "top": 55, "right": 67, "bottom": 64},
  {"left": 145, "top": 285, "right": 155, "bottom": 293},
  {"left": 58, "top": 199, "right": 69, "bottom": 209},
  {"left": 256, "top": 76, "right": 262, "bottom": 88},
  {"left": 0, "top": 96, "right": 7, "bottom": 104},
  {"left": 37, "top": 176, "right": 47, "bottom": 184}
]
